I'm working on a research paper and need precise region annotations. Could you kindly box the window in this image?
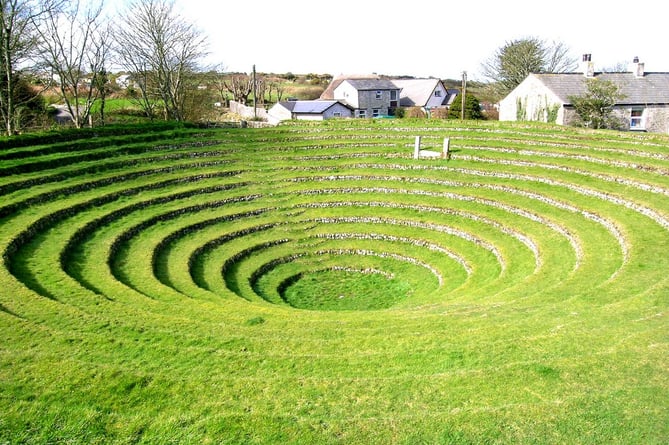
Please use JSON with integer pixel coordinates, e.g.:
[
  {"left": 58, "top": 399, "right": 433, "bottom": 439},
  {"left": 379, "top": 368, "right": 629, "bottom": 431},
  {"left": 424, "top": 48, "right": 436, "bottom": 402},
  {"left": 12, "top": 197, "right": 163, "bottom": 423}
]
[
  {"left": 390, "top": 90, "right": 398, "bottom": 107},
  {"left": 630, "top": 109, "right": 645, "bottom": 130},
  {"left": 357, "top": 110, "right": 366, "bottom": 118},
  {"left": 434, "top": 90, "right": 442, "bottom": 97},
  {"left": 375, "top": 91, "right": 382, "bottom": 99},
  {"left": 333, "top": 112, "right": 342, "bottom": 118},
  {"left": 372, "top": 109, "right": 380, "bottom": 117}
]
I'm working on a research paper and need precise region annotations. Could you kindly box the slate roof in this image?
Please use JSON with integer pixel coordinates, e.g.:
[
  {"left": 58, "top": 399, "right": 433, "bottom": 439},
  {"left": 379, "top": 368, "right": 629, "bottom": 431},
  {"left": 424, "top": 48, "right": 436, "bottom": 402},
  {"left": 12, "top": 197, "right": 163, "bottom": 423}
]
[
  {"left": 320, "top": 74, "right": 381, "bottom": 100},
  {"left": 444, "top": 89, "right": 460, "bottom": 106},
  {"left": 278, "top": 100, "right": 351, "bottom": 114},
  {"left": 392, "top": 78, "right": 440, "bottom": 107},
  {"left": 534, "top": 72, "right": 669, "bottom": 105},
  {"left": 342, "top": 79, "right": 399, "bottom": 91}
]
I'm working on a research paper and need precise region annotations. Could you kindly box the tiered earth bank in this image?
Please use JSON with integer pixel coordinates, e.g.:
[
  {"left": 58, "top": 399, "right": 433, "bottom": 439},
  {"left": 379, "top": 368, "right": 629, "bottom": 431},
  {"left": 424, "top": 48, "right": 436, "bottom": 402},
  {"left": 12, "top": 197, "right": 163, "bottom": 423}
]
[{"left": 1, "top": 121, "right": 667, "bottom": 443}]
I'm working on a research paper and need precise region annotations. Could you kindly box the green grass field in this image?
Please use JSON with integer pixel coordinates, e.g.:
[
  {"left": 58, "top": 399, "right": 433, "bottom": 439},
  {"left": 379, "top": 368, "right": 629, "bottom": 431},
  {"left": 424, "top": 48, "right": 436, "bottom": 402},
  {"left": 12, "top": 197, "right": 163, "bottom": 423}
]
[{"left": 0, "top": 119, "right": 667, "bottom": 444}]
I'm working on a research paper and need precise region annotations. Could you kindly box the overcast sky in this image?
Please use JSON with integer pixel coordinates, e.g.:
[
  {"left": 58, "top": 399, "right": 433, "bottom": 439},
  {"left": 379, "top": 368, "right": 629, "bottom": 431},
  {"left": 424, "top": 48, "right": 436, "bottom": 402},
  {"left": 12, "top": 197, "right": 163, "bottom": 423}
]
[{"left": 106, "top": 0, "right": 668, "bottom": 80}]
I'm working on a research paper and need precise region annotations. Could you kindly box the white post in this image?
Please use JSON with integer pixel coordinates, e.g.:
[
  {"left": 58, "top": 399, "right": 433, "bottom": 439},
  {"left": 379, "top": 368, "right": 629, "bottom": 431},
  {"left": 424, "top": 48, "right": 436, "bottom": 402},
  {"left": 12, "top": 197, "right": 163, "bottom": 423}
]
[
  {"left": 442, "top": 137, "right": 450, "bottom": 159},
  {"left": 414, "top": 136, "right": 421, "bottom": 159}
]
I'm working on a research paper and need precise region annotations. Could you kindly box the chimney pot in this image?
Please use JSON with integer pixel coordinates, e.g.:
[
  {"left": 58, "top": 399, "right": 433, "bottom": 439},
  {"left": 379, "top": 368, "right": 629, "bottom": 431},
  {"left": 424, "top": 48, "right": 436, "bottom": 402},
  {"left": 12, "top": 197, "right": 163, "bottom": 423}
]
[
  {"left": 581, "top": 54, "right": 594, "bottom": 77},
  {"left": 630, "top": 57, "right": 645, "bottom": 77}
]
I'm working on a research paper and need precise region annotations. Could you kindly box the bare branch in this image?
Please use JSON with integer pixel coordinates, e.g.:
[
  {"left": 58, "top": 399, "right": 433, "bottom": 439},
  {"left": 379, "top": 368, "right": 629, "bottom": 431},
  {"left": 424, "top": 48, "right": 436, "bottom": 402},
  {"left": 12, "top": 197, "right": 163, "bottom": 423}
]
[
  {"left": 113, "top": 0, "right": 209, "bottom": 121},
  {"left": 223, "top": 75, "right": 252, "bottom": 105},
  {"left": 32, "top": 0, "right": 107, "bottom": 128},
  {"left": 0, "top": 0, "right": 63, "bottom": 134}
]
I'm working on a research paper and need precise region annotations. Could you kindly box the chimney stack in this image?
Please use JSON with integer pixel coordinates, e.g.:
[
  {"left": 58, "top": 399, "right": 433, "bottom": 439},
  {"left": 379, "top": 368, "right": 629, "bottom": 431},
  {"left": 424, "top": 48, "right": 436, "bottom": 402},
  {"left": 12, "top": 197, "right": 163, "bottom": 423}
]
[
  {"left": 581, "top": 54, "right": 594, "bottom": 77},
  {"left": 630, "top": 56, "right": 645, "bottom": 77}
]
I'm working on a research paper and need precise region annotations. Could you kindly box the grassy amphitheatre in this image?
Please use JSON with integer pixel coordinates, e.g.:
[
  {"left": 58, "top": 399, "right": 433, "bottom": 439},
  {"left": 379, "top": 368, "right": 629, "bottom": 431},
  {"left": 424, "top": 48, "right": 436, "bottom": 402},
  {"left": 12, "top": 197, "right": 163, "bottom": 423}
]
[{"left": 0, "top": 119, "right": 667, "bottom": 444}]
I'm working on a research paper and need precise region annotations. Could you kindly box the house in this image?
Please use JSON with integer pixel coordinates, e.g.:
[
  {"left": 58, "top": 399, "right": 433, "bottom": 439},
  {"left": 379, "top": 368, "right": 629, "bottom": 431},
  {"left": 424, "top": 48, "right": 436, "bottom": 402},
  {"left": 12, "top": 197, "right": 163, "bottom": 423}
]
[
  {"left": 269, "top": 75, "right": 461, "bottom": 123},
  {"left": 499, "top": 55, "right": 669, "bottom": 133},
  {"left": 322, "top": 75, "right": 460, "bottom": 118},
  {"left": 319, "top": 73, "right": 382, "bottom": 100},
  {"left": 333, "top": 79, "right": 401, "bottom": 118},
  {"left": 115, "top": 74, "right": 132, "bottom": 89},
  {"left": 267, "top": 100, "right": 353, "bottom": 124},
  {"left": 392, "top": 78, "right": 458, "bottom": 116}
]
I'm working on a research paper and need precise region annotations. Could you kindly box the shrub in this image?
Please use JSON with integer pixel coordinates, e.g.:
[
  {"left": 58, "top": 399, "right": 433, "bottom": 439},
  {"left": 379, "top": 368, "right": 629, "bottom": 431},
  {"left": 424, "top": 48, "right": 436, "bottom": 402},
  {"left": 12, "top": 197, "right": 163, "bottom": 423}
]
[{"left": 448, "top": 93, "right": 484, "bottom": 119}]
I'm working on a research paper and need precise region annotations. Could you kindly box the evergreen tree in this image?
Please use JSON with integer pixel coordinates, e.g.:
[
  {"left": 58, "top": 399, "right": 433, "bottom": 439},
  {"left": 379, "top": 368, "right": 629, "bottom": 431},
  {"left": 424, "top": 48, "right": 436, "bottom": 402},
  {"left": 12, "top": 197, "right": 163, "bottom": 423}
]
[
  {"left": 448, "top": 93, "right": 483, "bottom": 120},
  {"left": 481, "top": 37, "right": 577, "bottom": 97}
]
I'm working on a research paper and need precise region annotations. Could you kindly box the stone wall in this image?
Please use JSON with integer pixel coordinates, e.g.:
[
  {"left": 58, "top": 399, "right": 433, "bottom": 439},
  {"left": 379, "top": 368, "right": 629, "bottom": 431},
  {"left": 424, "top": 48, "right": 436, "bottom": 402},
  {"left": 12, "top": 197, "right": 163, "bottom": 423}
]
[{"left": 229, "top": 100, "right": 270, "bottom": 121}]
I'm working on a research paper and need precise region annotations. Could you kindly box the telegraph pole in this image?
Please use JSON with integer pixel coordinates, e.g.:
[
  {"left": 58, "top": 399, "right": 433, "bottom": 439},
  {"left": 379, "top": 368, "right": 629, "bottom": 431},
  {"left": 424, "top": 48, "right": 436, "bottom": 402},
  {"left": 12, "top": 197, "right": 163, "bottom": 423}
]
[
  {"left": 252, "top": 64, "right": 257, "bottom": 119},
  {"left": 461, "top": 70, "right": 467, "bottom": 120}
]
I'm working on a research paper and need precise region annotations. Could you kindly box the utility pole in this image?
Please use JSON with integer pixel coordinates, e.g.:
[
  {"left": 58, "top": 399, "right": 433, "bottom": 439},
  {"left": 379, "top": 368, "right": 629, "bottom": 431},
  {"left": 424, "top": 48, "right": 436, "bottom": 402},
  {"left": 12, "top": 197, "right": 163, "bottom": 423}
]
[
  {"left": 461, "top": 70, "right": 467, "bottom": 120},
  {"left": 252, "top": 64, "right": 257, "bottom": 119}
]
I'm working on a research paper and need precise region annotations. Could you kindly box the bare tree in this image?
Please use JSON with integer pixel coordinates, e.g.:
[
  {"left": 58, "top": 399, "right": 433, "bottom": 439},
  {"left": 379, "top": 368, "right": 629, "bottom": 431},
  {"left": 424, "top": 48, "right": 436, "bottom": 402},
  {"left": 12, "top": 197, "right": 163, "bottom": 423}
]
[
  {"left": 33, "top": 0, "right": 108, "bottom": 128},
  {"left": 89, "top": 21, "right": 111, "bottom": 125},
  {"left": 0, "top": 0, "right": 59, "bottom": 135},
  {"left": 209, "top": 67, "right": 230, "bottom": 107},
  {"left": 263, "top": 79, "right": 285, "bottom": 104},
  {"left": 223, "top": 74, "right": 253, "bottom": 105},
  {"left": 120, "top": 60, "right": 159, "bottom": 120},
  {"left": 113, "top": 0, "right": 208, "bottom": 121},
  {"left": 543, "top": 40, "right": 577, "bottom": 73},
  {"left": 274, "top": 81, "right": 285, "bottom": 102},
  {"left": 265, "top": 81, "right": 274, "bottom": 104},
  {"left": 92, "top": 65, "right": 109, "bottom": 125},
  {"left": 254, "top": 76, "right": 266, "bottom": 105},
  {"left": 601, "top": 61, "right": 628, "bottom": 73}
]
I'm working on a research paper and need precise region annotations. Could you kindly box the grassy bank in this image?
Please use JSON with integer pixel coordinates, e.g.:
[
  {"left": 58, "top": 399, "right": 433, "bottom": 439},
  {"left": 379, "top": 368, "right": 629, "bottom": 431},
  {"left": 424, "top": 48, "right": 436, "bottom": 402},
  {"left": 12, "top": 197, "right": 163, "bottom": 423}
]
[{"left": 0, "top": 119, "right": 667, "bottom": 444}]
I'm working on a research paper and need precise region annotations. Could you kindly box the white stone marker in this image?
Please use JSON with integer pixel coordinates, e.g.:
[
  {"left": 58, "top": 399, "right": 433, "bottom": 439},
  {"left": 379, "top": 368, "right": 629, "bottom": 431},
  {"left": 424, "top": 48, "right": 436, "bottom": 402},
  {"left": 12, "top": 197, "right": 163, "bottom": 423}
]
[
  {"left": 414, "top": 136, "right": 421, "bottom": 159},
  {"left": 443, "top": 137, "right": 450, "bottom": 159}
]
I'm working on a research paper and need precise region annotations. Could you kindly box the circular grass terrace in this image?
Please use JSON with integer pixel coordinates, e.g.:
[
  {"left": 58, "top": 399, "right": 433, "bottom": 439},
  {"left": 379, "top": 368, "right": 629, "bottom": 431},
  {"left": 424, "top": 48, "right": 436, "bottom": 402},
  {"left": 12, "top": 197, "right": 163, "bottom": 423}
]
[{"left": 0, "top": 120, "right": 667, "bottom": 444}]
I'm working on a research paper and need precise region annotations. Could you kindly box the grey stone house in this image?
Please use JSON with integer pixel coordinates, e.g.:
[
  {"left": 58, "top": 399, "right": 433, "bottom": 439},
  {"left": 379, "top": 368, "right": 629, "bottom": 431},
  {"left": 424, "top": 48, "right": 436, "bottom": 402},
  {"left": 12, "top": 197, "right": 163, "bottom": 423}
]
[
  {"left": 333, "top": 79, "right": 401, "bottom": 118},
  {"left": 321, "top": 75, "right": 459, "bottom": 118},
  {"left": 499, "top": 56, "right": 669, "bottom": 133}
]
